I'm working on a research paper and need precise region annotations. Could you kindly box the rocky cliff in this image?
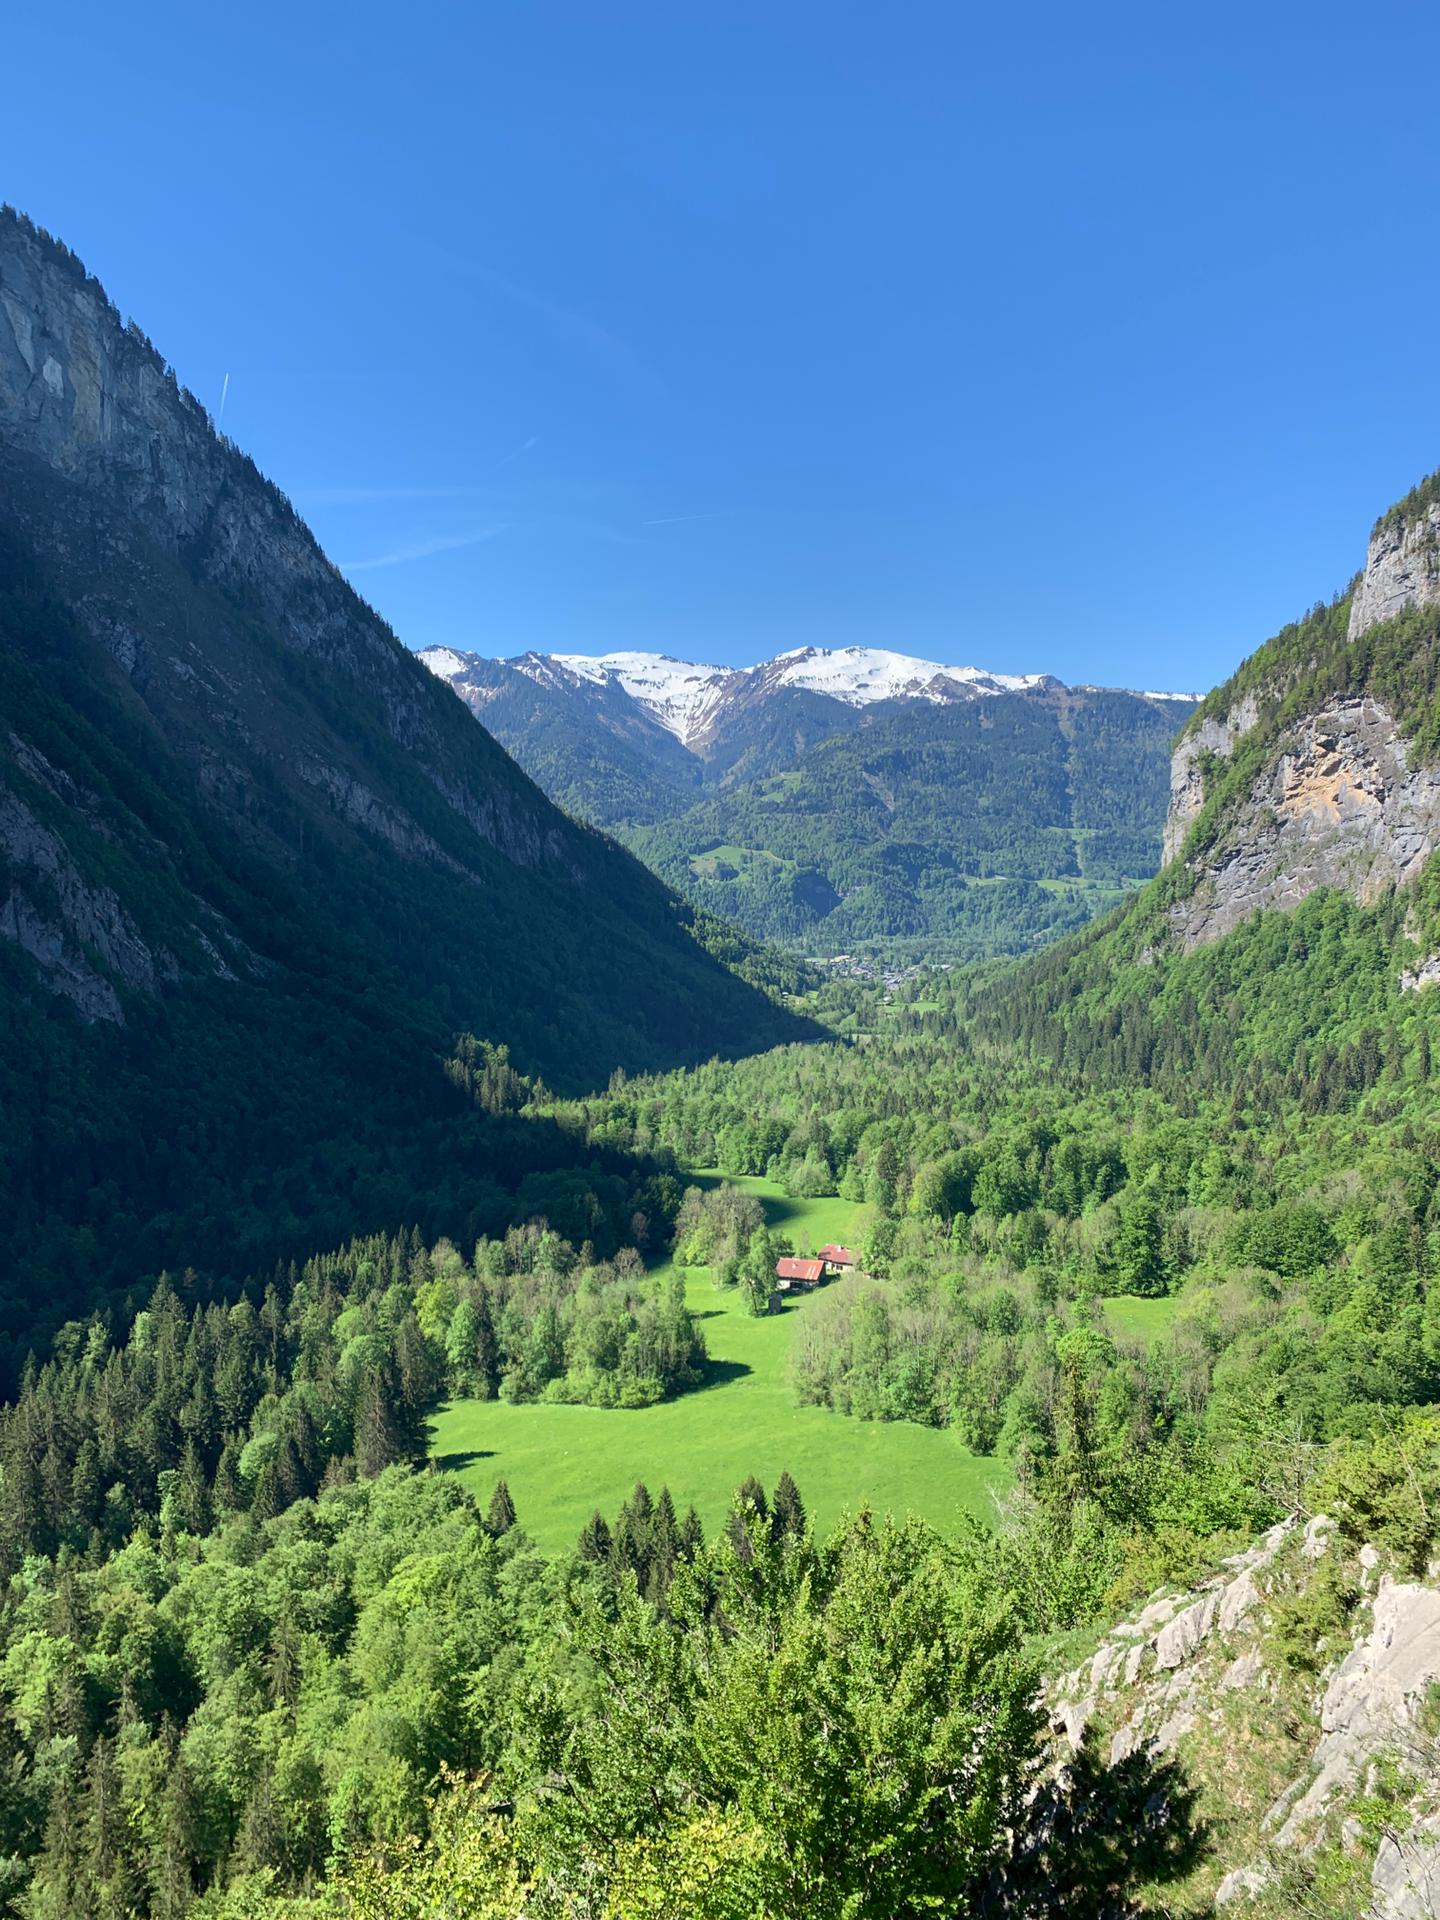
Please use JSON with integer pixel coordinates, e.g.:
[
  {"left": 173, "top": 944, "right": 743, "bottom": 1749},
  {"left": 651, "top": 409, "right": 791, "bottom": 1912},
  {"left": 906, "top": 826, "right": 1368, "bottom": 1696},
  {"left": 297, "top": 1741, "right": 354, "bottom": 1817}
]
[
  {"left": 1349, "top": 485, "right": 1440, "bottom": 643},
  {"left": 1160, "top": 475, "right": 1440, "bottom": 956},
  {"left": 1047, "top": 1515, "right": 1440, "bottom": 1916}
]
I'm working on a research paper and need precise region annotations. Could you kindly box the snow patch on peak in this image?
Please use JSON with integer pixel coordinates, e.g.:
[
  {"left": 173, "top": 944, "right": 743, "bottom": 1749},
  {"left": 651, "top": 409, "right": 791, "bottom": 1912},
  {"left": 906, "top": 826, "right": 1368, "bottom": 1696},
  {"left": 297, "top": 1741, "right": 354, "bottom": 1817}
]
[
  {"left": 543, "top": 651, "right": 730, "bottom": 741},
  {"left": 418, "top": 647, "right": 470, "bottom": 681},
  {"left": 764, "top": 646, "right": 1048, "bottom": 706}
]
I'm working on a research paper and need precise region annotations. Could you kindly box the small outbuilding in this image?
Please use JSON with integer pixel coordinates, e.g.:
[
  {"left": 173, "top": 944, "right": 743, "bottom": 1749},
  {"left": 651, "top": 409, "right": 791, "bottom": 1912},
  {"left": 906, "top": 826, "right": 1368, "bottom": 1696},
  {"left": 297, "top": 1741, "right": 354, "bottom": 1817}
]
[
  {"left": 775, "top": 1256, "right": 826, "bottom": 1291},
  {"left": 817, "top": 1244, "right": 857, "bottom": 1273}
]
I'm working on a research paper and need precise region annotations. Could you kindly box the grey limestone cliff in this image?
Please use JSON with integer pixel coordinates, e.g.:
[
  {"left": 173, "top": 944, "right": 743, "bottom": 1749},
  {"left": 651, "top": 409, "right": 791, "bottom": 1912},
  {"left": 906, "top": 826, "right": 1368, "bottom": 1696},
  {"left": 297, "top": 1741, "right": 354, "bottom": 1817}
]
[
  {"left": 1349, "top": 496, "right": 1440, "bottom": 643},
  {"left": 1167, "top": 696, "right": 1440, "bottom": 950},
  {"left": 1160, "top": 478, "right": 1440, "bottom": 954}
]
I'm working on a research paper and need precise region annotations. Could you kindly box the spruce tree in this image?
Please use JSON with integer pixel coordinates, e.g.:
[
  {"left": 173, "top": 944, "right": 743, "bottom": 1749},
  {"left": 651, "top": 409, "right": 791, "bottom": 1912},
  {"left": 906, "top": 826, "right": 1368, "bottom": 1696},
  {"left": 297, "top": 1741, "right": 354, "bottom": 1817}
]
[
  {"left": 726, "top": 1475, "right": 770, "bottom": 1560},
  {"left": 614, "top": 1481, "right": 655, "bottom": 1586},
  {"left": 577, "top": 1510, "right": 613, "bottom": 1563},
  {"left": 29, "top": 1756, "right": 85, "bottom": 1920},
  {"left": 354, "top": 1367, "right": 400, "bottom": 1479},
  {"left": 149, "top": 1751, "right": 199, "bottom": 1920},
  {"left": 678, "top": 1504, "right": 705, "bottom": 1561},
  {"left": 486, "top": 1478, "right": 517, "bottom": 1536},
  {"left": 175, "top": 1439, "right": 212, "bottom": 1535},
  {"left": 648, "top": 1487, "right": 679, "bottom": 1603},
  {"left": 213, "top": 1434, "right": 244, "bottom": 1512},
  {"left": 771, "top": 1470, "right": 807, "bottom": 1541}
]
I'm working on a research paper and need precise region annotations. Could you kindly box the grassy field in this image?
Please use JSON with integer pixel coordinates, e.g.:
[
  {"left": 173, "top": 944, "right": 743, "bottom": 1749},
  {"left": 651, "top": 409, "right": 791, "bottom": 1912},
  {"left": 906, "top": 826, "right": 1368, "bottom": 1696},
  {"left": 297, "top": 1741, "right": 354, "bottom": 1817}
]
[
  {"left": 429, "top": 1176, "right": 1007, "bottom": 1555},
  {"left": 1099, "top": 1292, "right": 1183, "bottom": 1341}
]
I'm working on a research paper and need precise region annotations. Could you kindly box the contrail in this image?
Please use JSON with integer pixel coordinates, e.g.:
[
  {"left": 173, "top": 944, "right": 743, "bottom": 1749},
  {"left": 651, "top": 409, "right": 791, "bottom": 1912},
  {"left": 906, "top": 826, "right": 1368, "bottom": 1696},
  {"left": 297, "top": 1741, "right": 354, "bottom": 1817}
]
[
  {"left": 218, "top": 372, "right": 230, "bottom": 427},
  {"left": 642, "top": 511, "right": 726, "bottom": 526},
  {"left": 488, "top": 434, "right": 539, "bottom": 475}
]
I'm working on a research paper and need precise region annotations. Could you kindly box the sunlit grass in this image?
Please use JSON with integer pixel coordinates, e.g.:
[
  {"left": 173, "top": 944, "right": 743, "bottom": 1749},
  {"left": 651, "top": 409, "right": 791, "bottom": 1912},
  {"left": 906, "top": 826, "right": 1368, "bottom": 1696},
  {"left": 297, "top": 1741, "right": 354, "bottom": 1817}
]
[{"left": 430, "top": 1175, "right": 1007, "bottom": 1554}]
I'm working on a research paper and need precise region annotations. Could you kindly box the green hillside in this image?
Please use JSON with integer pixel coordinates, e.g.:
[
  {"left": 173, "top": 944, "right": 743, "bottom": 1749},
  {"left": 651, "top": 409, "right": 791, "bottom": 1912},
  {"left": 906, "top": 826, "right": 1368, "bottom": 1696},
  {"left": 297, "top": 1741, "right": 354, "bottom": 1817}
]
[
  {"left": 624, "top": 689, "right": 1194, "bottom": 958},
  {"left": 0, "top": 210, "right": 812, "bottom": 1343}
]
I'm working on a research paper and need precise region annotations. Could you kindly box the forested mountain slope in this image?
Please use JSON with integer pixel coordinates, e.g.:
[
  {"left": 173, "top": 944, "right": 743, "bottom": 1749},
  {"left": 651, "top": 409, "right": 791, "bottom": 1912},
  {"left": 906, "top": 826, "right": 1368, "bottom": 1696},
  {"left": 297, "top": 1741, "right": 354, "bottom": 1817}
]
[
  {"left": 0, "top": 209, "right": 810, "bottom": 1330},
  {"left": 626, "top": 687, "right": 1196, "bottom": 958},
  {"left": 426, "top": 639, "right": 1196, "bottom": 959},
  {"left": 0, "top": 457, "right": 1439, "bottom": 1917},
  {"left": 967, "top": 469, "right": 1440, "bottom": 1066}
]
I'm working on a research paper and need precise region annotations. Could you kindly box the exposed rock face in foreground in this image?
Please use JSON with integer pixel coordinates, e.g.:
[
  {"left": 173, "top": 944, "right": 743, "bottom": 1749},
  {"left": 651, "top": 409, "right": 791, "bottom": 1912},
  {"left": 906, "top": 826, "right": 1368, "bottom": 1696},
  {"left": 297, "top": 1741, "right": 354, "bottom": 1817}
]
[{"left": 1047, "top": 1518, "right": 1440, "bottom": 1915}]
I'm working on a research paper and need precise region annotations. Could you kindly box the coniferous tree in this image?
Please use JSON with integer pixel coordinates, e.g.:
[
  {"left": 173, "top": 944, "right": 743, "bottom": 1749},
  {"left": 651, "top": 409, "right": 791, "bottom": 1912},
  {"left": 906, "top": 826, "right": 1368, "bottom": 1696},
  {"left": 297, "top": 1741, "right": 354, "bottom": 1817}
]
[
  {"left": 354, "top": 1366, "right": 400, "bottom": 1479},
  {"left": 486, "top": 1478, "right": 517, "bottom": 1536},
  {"left": 648, "top": 1487, "right": 679, "bottom": 1603},
  {"left": 83, "top": 1737, "right": 139, "bottom": 1920},
  {"left": 30, "top": 1756, "right": 86, "bottom": 1920},
  {"left": 726, "top": 1475, "right": 770, "bottom": 1561},
  {"left": 213, "top": 1434, "right": 244, "bottom": 1513},
  {"left": 771, "top": 1470, "right": 807, "bottom": 1541},
  {"left": 175, "top": 1438, "right": 211, "bottom": 1535},
  {"left": 150, "top": 1751, "right": 199, "bottom": 1920},
  {"left": 233, "top": 1768, "right": 284, "bottom": 1880},
  {"left": 578, "top": 1510, "right": 613, "bottom": 1563},
  {"left": 614, "top": 1481, "right": 655, "bottom": 1586},
  {"left": 678, "top": 1504, "right": 705, "bottom": 1561}
]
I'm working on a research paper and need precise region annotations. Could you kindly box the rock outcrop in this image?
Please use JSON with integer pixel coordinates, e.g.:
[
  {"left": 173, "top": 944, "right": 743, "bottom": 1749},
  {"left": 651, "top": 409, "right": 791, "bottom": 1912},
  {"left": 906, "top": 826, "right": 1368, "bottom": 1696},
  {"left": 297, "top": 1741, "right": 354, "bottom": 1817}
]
[
  {"left": 1160, "top": 475, "right": 1440, "bottom": 954},
  {"left": 1167, "top": 696, "right": 1440, "bottom": 950},
  {"left": 1162, "top": 692, "right": 1260, "bottom": 864},
  {"left": 1046, "top": 1520, "right": 1440, "bottom": 1916},
  {"left": 1349, "top": 494, "right": 1440, "bottom": 642}
]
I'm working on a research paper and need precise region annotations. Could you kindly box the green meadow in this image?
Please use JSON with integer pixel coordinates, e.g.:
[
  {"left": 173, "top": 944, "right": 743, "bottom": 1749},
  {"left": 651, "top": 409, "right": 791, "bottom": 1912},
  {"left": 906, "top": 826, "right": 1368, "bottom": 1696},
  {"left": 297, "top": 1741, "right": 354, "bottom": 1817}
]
[
  {"left": 429, "top": 1175, "right": 1007, "bottom": 1554},
  {"left": 1099, "top": 1292, "right": 1184, "bottom": 1342}
]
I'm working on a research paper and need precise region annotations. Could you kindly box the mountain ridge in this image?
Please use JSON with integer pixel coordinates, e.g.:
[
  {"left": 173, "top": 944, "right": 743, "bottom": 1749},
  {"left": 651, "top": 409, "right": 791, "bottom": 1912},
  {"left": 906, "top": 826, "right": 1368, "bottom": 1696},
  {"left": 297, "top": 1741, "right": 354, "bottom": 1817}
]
[
  {"left": 423, "top": 639, "right": 1199, "bottom": 751},
  {"left": 422, "top": 640, "right": 1198, "bottom": 959},
  {"left": 0, "top": 206, "right": 811, "bottom": 1316}
]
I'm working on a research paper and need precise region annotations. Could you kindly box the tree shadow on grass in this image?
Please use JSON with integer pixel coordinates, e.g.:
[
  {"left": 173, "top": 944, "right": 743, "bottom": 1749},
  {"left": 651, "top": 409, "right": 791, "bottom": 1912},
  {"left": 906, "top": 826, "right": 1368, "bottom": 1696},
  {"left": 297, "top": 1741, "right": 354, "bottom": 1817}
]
[
  {"left": 432, "top": 1449, "right": 496, "bottom": 1473},
  {"left": 693, "top": 1358, "right": 753, "bottom": 1392}
]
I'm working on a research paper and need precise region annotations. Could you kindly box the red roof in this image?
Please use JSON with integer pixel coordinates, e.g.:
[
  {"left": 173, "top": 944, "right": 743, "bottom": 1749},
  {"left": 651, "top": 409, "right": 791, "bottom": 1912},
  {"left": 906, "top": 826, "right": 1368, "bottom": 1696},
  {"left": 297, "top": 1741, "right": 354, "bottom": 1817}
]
[
  {"left": 818, "top": 1244, "right": 857, "bottom": 1264},
  {"left": 775, "top": 1257, "right": 826, "bottom": 1283}
]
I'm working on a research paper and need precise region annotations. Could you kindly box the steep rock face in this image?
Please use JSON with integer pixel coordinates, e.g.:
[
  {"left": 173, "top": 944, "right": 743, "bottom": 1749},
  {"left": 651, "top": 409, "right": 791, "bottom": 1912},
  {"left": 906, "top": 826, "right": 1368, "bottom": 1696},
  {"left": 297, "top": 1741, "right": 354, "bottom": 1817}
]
[
  {"left": 1167, "top": 697, "right": 1440, "bottom": 949},
  {"left": 1162, "top": 692, "right": 1260, "bottom": 864},
  {"left": 1161, "top": 475, "right": 1440, "bottom": 952},
  {"left": 1349, "top": 496, "right": 1440, "bottom": 642},
  {"left": 1047, "top": 1518, "right": 1440, "bottom": 1915},
  {"left": 0, "top": 210, "right": 813, "bottom": 1305},
  {"left": 0, "top": 216, "right": 570, "bottom": 890}
]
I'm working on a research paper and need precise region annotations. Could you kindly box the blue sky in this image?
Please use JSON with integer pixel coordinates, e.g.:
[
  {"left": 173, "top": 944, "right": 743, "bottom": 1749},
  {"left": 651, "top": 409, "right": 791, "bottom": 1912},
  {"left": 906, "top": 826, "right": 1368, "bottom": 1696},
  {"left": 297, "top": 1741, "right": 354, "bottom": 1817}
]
[{"left": 5, "top": 1, "right": 1439, "bottom": 690}]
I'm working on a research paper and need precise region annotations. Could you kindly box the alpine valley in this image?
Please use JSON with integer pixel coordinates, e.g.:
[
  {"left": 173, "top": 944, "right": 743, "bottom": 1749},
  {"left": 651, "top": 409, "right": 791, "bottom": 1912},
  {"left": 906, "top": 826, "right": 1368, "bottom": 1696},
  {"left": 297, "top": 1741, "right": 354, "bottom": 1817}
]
[
  {"left": 422, "top": 641, "right": 1200, "bottom": 960},
  {"left": 3, "top": 204, "right": 1440, "bottom": 1920}
]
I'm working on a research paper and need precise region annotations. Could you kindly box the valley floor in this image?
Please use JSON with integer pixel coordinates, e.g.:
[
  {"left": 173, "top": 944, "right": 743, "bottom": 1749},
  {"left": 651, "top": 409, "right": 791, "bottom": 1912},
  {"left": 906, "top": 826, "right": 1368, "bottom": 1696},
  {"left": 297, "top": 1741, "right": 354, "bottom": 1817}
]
[{"left": 428, "top": 1174, "right": 1008, "bottom": 1551}]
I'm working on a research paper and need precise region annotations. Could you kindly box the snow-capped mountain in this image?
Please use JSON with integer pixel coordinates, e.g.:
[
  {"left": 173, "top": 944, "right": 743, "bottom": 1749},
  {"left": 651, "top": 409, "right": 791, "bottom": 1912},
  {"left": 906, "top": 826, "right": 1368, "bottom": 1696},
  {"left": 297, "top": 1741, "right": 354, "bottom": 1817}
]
[
  {"left": 761, "top": 646, "right": 1053, "bottom": 708},
  {"left": 420, "top": 643, "right": 1197, "bottom": 752},
  {"left": 547, "top": 651, "right": 731, "bottom": 743},
  {"left": 417, "top": 640, "right": 1201, "bottom": 957}
]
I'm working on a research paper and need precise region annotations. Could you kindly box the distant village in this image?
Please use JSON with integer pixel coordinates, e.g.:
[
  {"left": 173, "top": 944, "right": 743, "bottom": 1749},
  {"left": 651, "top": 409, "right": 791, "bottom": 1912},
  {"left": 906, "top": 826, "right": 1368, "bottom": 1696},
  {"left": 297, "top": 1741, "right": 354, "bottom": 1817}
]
[{"left": 817, "top": 954, "right": 949, "bottom": 992}]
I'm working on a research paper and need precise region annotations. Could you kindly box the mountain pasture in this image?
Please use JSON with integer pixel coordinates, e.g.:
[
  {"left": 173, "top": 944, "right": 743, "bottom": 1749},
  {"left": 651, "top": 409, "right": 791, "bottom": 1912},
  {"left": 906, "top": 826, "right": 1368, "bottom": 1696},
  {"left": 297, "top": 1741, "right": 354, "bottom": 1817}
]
[{"left": 429, "top": 1176, "right": 1006, "bottom": 1551}]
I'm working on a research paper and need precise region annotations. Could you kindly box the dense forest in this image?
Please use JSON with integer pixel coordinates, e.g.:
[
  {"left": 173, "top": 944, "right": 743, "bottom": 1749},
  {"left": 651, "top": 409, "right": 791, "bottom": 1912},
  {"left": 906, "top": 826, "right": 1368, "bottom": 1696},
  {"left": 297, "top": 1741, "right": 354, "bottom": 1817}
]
[
  {"left": 621, "top": 689, "right": 1193, "bottom": 959},
  {"left": 2, "top": 838, "right": 1439, "bottom": 1911}
]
